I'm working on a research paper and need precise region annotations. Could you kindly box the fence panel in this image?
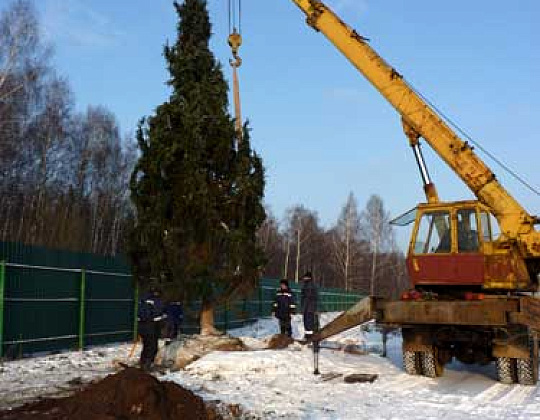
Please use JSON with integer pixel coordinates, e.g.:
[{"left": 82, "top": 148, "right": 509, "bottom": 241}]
[
  {"left": 3, "top": 264, "right": 81, "bottom": 356},
  {"left": 85, "top": 270, "right": 134, "bottom": 347}
]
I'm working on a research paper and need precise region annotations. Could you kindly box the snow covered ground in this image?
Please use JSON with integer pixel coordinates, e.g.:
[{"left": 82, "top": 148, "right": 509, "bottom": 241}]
[
  {"left": 165, "top": 315, "right": 540, "bottom": 419},
  {"left": 0, "top": 344, "right": 133, "bottom": 409},
  {"left": 2, "top": 314, "right": 540, "bottom": 419}
]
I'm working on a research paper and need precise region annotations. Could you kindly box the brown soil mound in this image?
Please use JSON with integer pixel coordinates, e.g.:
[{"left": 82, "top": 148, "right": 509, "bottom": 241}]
[
  {"left": 0, "top": 368, "right": 214, "bottom": 420},
  {"left": 267, "top": 334, "right": 295, "bottom": 349}
]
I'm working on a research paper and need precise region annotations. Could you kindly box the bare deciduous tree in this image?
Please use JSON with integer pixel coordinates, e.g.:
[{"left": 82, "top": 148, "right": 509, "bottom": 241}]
[
  {"left": 360, "top": 194, "right": 394, "bottom": 296},
  {"left": 331, "top": 192, "right": 367, "bottom": 291}
]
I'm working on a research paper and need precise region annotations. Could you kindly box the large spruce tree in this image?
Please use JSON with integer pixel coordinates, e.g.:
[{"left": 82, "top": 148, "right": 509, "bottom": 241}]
[{"left": 130, "top": 0, "right": 265, "bottom": 334}]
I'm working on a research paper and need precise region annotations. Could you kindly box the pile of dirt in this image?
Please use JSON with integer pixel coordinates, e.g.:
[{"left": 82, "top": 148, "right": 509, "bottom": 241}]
[
  {"left": 0, "top": 368, "right": 218, "bottom": 420},
  {"left": 266, "top": 334, "right": 295, "bottom": 349},
  {"left": 158, "top": 334, "right": 247, "bottom": 370}
]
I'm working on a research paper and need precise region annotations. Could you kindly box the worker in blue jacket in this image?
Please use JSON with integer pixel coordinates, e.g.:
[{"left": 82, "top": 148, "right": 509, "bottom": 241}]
[
  {"left": 272, "top": 279, "right": 296, "bottom": 337},
  {"left": 164, "top": 301, "right": 183, "bottom": 344},
  {"left": 137, "top": 288, "right": 166, "bottom": 370}
]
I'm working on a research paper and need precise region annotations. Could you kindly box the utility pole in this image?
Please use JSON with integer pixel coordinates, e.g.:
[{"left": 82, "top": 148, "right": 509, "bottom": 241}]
[{"left": 295, "top": 228, "right": 301, "bottom": 283}]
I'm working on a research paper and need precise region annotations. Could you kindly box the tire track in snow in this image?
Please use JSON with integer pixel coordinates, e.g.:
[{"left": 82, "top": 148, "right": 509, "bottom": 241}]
[
  {"left": 496, "top": 385, "right": 538, "bottom": 405},
  {"left": 454, "top": 383, "right": 509, "bottom": 411},
  {"left": 378, "top": 373, "right": 428, "bottom": 392}
]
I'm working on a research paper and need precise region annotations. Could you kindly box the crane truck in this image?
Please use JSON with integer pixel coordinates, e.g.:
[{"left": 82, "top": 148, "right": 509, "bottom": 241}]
[{"left": 287, "top": 0, "right": 540, "bottom": 385}]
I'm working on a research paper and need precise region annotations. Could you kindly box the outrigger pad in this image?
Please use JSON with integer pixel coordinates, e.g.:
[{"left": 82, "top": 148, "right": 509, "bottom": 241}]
[{"left": 343, "top": 373, "right": 378, "bottom": 383}]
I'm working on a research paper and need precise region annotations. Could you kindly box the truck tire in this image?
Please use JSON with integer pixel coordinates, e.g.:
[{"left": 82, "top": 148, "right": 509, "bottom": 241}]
[
  {"left": 420, "top": 349, "right": 443, "bottom": 378},
  {"left": 496, "top": 357, "right": 517, "bottom": 384},
  {"left": 517, "top": 359, "right": 537, "bottom": 385},
  {"left": 403, "top": 350, "right": 421, "bottom": 375},
  {"left": 516, "top": 336, "right": 539, "bottom": 386}
]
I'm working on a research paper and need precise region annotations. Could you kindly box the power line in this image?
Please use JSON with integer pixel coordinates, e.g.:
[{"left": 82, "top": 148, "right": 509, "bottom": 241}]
[{"left": 405, "top": 78, "right": 540, "bottom": 198}]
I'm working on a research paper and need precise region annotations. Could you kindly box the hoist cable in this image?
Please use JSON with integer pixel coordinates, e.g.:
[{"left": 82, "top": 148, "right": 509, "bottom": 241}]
[
  {"left": 239, "top": 0, "right": 242, "bottom": 34},
  {"left": 227, "top": 0, "right": 241, "bottom": 33},
  {"left": 228, "top": 0, "right": 231, "bottom": 33},
  {"left": 232, "top": 0, "right": 236, "bottom": 31},
  {"left": 405, "top": 78, "right": 540, "bottom": 198}
]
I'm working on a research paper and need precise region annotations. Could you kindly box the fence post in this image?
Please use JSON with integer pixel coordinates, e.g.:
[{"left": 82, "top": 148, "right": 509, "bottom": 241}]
[
  {"left": 133, "top": 281, "right": 139, "bottom": 341},
  {"left": 0, "top": 261, "right": 5, "bottom": 358},
  {"left": 258, "top": 282, "right": 263, "bottom": 317},
  {"left": 78, "top": 269, "right": 86, "bottom": 350},
  {"left": 224, "top": 301, "right": 229, "bottom": 332}
]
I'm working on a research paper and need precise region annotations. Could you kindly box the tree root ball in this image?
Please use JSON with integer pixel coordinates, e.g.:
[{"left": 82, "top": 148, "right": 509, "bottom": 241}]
[
  {"left": 266, "top": 334, "right": 295, "bottom": 349},
  {"left": 157, "top": 334, "right": 247, "bottom": 370}
]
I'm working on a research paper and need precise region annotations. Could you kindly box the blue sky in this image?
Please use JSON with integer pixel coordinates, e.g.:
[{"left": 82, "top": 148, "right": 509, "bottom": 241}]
[{"left": 34, "top": 0, "right": 539, "bottom": 249}]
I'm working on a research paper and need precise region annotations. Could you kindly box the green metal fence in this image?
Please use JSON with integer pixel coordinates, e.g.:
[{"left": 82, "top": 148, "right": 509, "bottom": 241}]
[
  {"left": 0, "top": 241, "right": 364, "bottom": 357},
  {"left": 179, "top": 279, "right": 364, "bottom": 333},
  {"left": 0, "top": 241, "right": 133, "bottom": 357}
]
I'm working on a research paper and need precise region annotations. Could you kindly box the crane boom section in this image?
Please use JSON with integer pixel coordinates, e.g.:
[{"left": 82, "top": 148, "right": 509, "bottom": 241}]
[{"left": 290, "top": 0, "right": 538, "bottom": 246}]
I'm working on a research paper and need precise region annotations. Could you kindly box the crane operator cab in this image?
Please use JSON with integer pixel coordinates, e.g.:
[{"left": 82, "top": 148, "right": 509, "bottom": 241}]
[{"left": 392, "top": 201, "right": 532, "bottom": 293}]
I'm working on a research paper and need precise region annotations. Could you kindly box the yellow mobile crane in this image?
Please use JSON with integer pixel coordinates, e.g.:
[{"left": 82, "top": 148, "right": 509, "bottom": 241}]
[{"left": 285, "top": 0, "right": 540, "bottom": 384}]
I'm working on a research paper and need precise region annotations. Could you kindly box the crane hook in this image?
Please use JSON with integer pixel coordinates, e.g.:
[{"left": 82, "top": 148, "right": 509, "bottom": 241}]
[{"left": 228, "top": 29, "right": 242, "bottom": 68}]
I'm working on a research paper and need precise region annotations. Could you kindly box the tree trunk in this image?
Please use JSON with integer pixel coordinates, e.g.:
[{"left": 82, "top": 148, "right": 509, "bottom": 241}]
[
  {"left": 295, "top": 229, "right": 301, "bottom": 283},
  {"left": 200, "top": 300, "right": 221, "bottom": 336},
  {"left": 370, "top": 240, "right": 378, "bottom": 296},
  {"left": 345, "top": 217, "right": 350, "bottom": 292}
]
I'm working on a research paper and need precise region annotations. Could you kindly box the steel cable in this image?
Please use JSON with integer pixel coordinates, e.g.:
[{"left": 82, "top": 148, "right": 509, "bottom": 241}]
[{"left": 405, "top": 78, "right": 540, "bottom": 198}]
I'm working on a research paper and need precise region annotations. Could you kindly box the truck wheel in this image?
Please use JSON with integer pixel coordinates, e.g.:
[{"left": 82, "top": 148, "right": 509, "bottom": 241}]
[
  {"left": 403, "top": 350, "right": 421, "bottom": 375},
  {"left": 496, "top": 357, "right": 517, "bottom": 384},
  {"left": 517, "top": 336, "right": 539, "bottom": 386},
  {"left": 420, "top": 349, "right": 443, "bottom": 378},
  {"left": 517, "top": 359, "right": 537, "bottom": 385}
]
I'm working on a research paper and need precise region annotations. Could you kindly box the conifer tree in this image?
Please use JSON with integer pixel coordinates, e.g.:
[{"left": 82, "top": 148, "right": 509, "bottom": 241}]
[{"left": 130, "top": 0, "right": 265, "bottom": 334}]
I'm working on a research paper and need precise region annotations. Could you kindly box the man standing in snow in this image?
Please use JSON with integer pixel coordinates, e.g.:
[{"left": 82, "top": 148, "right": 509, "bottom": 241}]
[
  {"left": 137, "top": 288, "right": 166, "bottom": 370},
  {"left": 300, "top": 272, "right": 319, "bottom": 341},
  {"left": 272, "top": 279, "right": 296, "bottom": 337}
]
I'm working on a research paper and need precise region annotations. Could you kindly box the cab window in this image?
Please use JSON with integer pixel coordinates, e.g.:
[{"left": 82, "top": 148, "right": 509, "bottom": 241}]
[
  {"left": 414, "top": 211, "right": 451, "bottom": 254},
  {"left": 480, "top": 212, "right": 491, "bottom": 242},
  {"left": 490, "top": 214, "right": 501, "bottom": 240},
  {"left": 457, "top": 209, "right": 479, "bottom": 252}
]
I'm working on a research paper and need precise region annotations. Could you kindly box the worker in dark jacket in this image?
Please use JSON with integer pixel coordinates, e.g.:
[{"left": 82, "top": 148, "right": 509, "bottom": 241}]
[
  {"left": 137, "top": 288, "right": 166, "bottom": 370},
  {"left": 164, "top": 301, "right": 183, "bottom": 344},
  {"left": 300, "top": 271, "right": 319, "bottom": 340},
  {"left": 272, "top": 279, "right": 296, "bottom": 337}
]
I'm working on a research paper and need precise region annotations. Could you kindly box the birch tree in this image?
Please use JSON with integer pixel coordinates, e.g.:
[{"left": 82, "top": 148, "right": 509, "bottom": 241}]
[
  {"left": 331, "top": 192, "right": 366, "bottom": 291},
  {"left": 361, "top": 195, "right": 394, "bottom": 296}
]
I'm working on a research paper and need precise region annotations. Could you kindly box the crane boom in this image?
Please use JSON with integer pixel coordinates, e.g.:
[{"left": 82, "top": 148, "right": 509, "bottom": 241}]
[{"left": 290, "top": 0, "right": 539, "bottom": 253}]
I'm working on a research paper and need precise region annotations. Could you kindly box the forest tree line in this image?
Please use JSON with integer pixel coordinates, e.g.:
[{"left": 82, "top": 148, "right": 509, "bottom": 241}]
[
  {"left": 258, "top": 193, "right": 408, "bottom": 298},
  {"left": 0, "top": 0, "right": 135, "bottom": 255}
]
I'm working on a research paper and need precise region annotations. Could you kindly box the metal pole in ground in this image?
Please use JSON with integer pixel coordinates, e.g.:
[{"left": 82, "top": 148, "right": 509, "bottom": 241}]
[
  {"left": 313, "top": 340, "right": 320, "bottom": 375},
  {"left": 0, "top": 261, "right": 5, "bottom": 358},
  {"left": 313, "top": 313, "right": 321, "bottom": 375},
  {"left": 78, "top": 269, "right": 86, "bottom": 350}
]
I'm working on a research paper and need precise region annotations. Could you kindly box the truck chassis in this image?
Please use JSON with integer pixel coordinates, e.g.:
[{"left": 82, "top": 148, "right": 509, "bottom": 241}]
[
  {"left": 378, "top": 296, "right": 540, "bottom": 385},
  {"left": 315, "top": 296, "right": 540, "bottom": 385}
]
